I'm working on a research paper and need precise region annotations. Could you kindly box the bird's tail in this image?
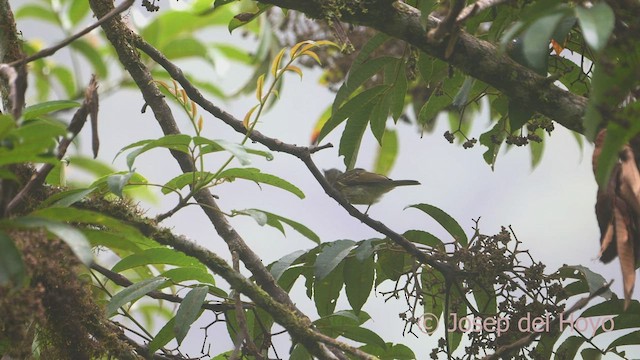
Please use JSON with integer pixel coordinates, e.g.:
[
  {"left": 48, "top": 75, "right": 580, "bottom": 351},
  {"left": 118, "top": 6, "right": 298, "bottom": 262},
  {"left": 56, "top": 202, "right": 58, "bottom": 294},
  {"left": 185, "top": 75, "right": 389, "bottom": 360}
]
[{"left": 391, "top": 180, "right": 421, "bottom": 186}]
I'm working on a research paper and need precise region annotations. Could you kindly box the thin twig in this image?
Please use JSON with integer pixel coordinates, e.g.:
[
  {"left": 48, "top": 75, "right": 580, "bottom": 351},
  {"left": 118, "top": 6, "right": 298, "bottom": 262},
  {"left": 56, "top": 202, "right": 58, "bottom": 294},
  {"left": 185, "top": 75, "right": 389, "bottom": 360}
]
[
  {"left": 457, "top": 0, "right": 512, "bottom": 24},
  {"left": 8, "top": 0, "right": 135, "bottom": 68}
]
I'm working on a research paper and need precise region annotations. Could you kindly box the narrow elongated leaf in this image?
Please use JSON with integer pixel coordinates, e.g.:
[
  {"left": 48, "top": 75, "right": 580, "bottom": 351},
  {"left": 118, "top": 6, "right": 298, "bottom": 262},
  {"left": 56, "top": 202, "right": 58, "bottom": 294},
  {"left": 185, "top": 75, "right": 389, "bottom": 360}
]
[
  {"left": 340, "top": 105, "right": 374, "bottom": 170},
  {"left": 149, "top": 317, "right": 176, "bottom": 353},
  {"left": 0, "top": 232, "right": 26, "bottom": 286},
  {"left": 174, "top": 286, "right": 208, "bottom": 344},
  {"left": 15, "top": 217, "right": 93, "bottom": 265},
  {"left": 319, "top": 85, "right": 387, "bottom": 142},
  {"left": 161, "top": 267, "right": 216, "bottom": 285},
  {"left": 106, "top": 277, "right": 168, "bottom": 316},
  {"left": 374, "top": 129, "right": 398, "bottom": 176},
  {"left": 112, "top": 248, "right": 203, "bottom": 273},
  {"left": 315, "top": 240, "right": 355, "bottom": 280},
  {"left": 314, "top": 262, "right": 344, "bottom": 316},
  {"left": 239, "top": 209, "right": 320, "bottom": 244},
  {"left": 193, "top": 137, "right": 251, "bottom": 165},
  {"left": 162, "top": 171, "right": 216, "bottom": 194},
  {"left": 407, "top": 204, "right": 468, "bottom": 246},
  {"left": 508, "top": 100, "right": 533, "bottom": 130},
  {"left": 521, "top": 12, "right": 567, "bottom": 75},
  {"left": 22, "top": 100, "right": 81, "bottom": 120},
  {"left": 123, "top": 134, "right": 192, "bottom": 169},
  {"left": 333, "top": 56, "right": 396, "bottom": 112},
  {"left": 340, "top": 326, "right": 387, "bottom": 350},
  {"left": 107, "top": 172, "right": 134, "bottom": 198},
  {"left": 217, "top": 168, "right": 304, "bottom": 199}
]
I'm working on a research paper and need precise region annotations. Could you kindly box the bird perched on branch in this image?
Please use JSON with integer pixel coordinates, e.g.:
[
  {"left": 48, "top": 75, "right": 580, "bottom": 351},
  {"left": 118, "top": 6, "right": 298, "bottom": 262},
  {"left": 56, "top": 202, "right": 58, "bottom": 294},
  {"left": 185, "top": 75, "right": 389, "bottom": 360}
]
[{"left": 324, "top": 168, "right": 421, "bottom": 213}]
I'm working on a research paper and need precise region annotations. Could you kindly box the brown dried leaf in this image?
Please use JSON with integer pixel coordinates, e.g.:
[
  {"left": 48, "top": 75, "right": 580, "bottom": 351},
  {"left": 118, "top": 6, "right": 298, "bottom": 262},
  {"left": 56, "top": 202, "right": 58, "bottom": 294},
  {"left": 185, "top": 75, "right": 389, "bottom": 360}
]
[
  {"left": 613, "top": 202, "right": 636, "bottom": 310},
  {"left": 86, "top": 75, "right": 100, "bottom": 158}
]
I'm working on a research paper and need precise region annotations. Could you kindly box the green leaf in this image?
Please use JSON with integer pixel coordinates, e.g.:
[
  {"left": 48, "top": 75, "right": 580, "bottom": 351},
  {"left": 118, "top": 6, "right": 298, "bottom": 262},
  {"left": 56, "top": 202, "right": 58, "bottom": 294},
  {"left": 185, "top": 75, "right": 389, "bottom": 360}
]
[
  {"left": 174, "top": 286, "right": 208, "bottom": 344},
  {"left": 149, "top": 317, "right": 176, "bottom": 353},
  {"left": 575, "top": 3, "right": 615, "bottom": 53},
  {"left": 530, "top": 128, "right": 545, "bottom": 168},
  {"left": 22, "top": 100, "right": 81, "bottom": 120},
  {"left": 71, "top": 40, "right": 108, "bottom": 78},
  {"left": 161, "top": 267, "right": 216, "bottom": 285},
  {"left": 418, "top": 92, "right": 452, "bottom": 125},
  {"left": 386, "top": 62, "right": 408, "bottom": 121},
  {"left": 14, "top": 217, "right": 93, "bottom": 265},
  {"left": 120, "top": 134, "right": 193, "bottom": 169},
  {"left": 15, "top": 4, "right": 57, "bottom": 23},
  {"left": 239, "top": 209, "right": 320, "bottom": 244},
  {"left": 339, "top": 104, "right": 373, "bottom": 170},
  {"left": 106, "top": 277, "right": 168, "bottom": 316},
  {"left": 269, "top": 249, "right": 307, "bottom": 282},
  {"left": 0, "top": 231, "right": 27, "bottom": 287},
  {"left": 606, "top": 330, "right": 640, "bottom": 350},
  {"left": 554, "top": 336, "right": 585, "bottom": 360},
  {"left": 333, "top": 56, "right": 396, "bottom": 113},
  {"left": 218, "top": 168, "right": 304, "bottom": 199},
  {"left": 315, "top": 240, "right": 355, "bottom": 280},
  {"left": 161, "top": 37, "right": 209, "bottom": 60},
  {"left": 112, "top": 248, "right": 203, "bottom": 273},
  {"left": 407, "top": 204, "right": 468, "bottom": 246},
  {"left": 51, "top": 65, "right": 76, "bottom": 97},
  {"left": 344, "top": 254, "right": 374, "bottom": 313},
  {"left": 359, "top": 343, "right": 415, "bottom": 359},
  {"left": 314, "top": 261, "right": 344, "bottom": 316},
  {"left": 47, "top": 188, "right": 96, "bottom": 207},
  {"left": 479, "top": 117, "right": 506, "bottom": 169},
  {"left": 369, "top": 92, "right": 392, "bottom": 144},
  {"left": 421, "top": 266, "right": 445, "bottom": 334},
  {"left": 508, "top": 100, "right": 533, "bottom": 130},
  {"left": 340, "top": 326, "right": 387, "bottom": 350},
  {"left": 403, "top": 230, "right": 444, "bottom": 250},
  {"left": 374, "top": 129, "right": 398, "bottom": 176},
  {"left": 521, "top": 11, "right": 568, "bottom": 75},
  {"left": 193, "top": 137, "right": 252, "bottom": 165},
  {"left": 68, "top": 0, "right": 90, "bottom": 25},
  {"left": 228, "top": 4, "right": 272, "bottom": 33},
  {"left": 290, "top": 344, "right": 312, "bottom": 360},
  {"left": 107, "top": 172, "right": 134, "bottom": 198},
  {"left": 557, "top": 265, "right": 612, "bottom": 300},
  {"left": 162, "top": 171, "right": 216, "bottom": 194},
  {"left": 319, "top": 85, "right": 388, "bottom": 142}
]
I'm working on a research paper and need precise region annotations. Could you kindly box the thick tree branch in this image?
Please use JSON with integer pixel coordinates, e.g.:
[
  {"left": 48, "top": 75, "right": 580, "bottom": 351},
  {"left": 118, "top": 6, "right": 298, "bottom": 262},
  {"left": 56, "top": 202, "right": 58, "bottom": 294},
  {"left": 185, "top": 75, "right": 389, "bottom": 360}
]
[{"left": 259, "top": 0, "right": 588, "bottom": 134}]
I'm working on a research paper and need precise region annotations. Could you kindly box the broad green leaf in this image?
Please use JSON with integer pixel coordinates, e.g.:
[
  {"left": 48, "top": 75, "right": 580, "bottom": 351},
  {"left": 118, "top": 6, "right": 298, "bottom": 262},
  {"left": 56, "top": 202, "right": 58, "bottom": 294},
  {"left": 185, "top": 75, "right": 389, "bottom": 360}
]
[
  {"left": 68, "top": 0, "right": 90, "bottom": 25},
  {"left": 22, "top": 100, "right": 81, "bottom": 120},
  {"left": 377, "top": 249, "right": 407, "bottom": 283},
  {"left": 106, "top": 277, "right": 168, "bottom": 316},
  {"left": 352, "top": 33, "right": 390, "bottom": 71},
  {"left": 112, "top": 248, "right": 203, "bottom": 273},
  {"left": 319, "top": 85, "right": 387, "bottom": 142},
  {"left": 354, "top": 239, "right": 378, "bottom": 262},
  {"left": 418, "top": 92, "right": 452, "bottom": 125},
  {"left": 607, "top": 330, "right": 640, "bottom": 350},
  {"left": 530, "top": 128, "right": 545, "bottom": 168},
  {"left": 479, "top": 117, "right": 506, "bottom": 169},
  {"left": 339, "top": 104, "right": 374, "bottom": 170},
  {"left": 162, "top": 171, "right": 216, "bottom": 194},
  {"left": 51, "top": 65, "right": 76, "bottom": 97},
  {"left": 374, "top": 129, "right": 398, "bottom": 176},
  {"left": 344, "top": 254, "right": 374, "bottom": 313},
  {"left": 314, "top": 240, "right": 355, "bottom": 280},
  {"left": 218, "top": 167, "right": 304, "bottom": 199},
  {"left": 581, "top": 348, "right": 603, "bottom": 360},
  {"left": 452, "top": 77, "right": 475, "bottom": 109},
  {"left": 575, "top": 3, "right": 614, "bottom": 53},
  {"left": 81, "top": 229, "right": 152, "bottom": 253},
  {"left": 403, "top": 230, "right": 444, "bottom": 250},
  {"left": 228, "top": 4, "right": 272, "bottom": 32},
  {"left": 314, "top": 262, "right": 344, "bottom": 316},
  {"left": 0, "top": 231, "right": 27, "bottom": 287},
  {"left": 407, "top": 204, "right": 468, "bottom": 246},
  {"left": 161, "top": 37, "right": 209, "bottom": 60},
  {"left": 161, "top": 267, "right": 216, "bottom": 285},
  {"left": 239, "top": 209, "right": 320, "bottom": 244},
  {"left": 340, "top": 326, "right": 387, "bottom": 350},
  {"left": 149, "top": 317, "right": 176, "bottom": 353},
  {"left": 521, "top": 11, "right": 568, "bottom": 75},
  {"left": 46, "top": 188, "right": 96, "bottom": 207},
  {"left": 71, "top": 40, "right": 108, "bottom": 78},
  {"left": 290, "top": 344, "right": 312, "bottom": 360},
  {"left": 269, "top": 249, "right": 307, "bottom": 281},
  {"left": 508, "top": 100, "right": 533, "bottom": 130},
  {"left": 14, "top": 217, "right": 93, "bottom": 265},
  {"left": 174, "top": 286, "right": 208, "bottom": 344}
]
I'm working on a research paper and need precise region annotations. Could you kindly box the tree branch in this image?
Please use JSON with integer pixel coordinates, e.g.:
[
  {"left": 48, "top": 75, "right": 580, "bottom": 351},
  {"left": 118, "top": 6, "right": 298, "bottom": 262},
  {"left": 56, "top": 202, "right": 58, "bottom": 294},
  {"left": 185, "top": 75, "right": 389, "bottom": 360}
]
[{"left": 258, "top": 0, "right": 588, "bottom": 134}]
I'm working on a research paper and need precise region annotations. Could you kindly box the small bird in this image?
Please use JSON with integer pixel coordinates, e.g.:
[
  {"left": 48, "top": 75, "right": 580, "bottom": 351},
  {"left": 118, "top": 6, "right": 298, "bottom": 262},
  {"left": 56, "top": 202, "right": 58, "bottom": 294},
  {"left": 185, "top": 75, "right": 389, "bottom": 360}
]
[{"left": 324, "top": 168, "right": 421, "bottom": 213}]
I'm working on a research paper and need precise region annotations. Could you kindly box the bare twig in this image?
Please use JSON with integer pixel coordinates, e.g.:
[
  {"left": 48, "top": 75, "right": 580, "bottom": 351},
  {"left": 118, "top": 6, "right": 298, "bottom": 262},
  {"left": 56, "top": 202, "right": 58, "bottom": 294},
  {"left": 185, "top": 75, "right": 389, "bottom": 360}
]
[
  {"left": 91, "top": 263, "right": 242, "bottom": 312},
  {"left": 8, "top": 0, "right": 135, "bottom": 68}
]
